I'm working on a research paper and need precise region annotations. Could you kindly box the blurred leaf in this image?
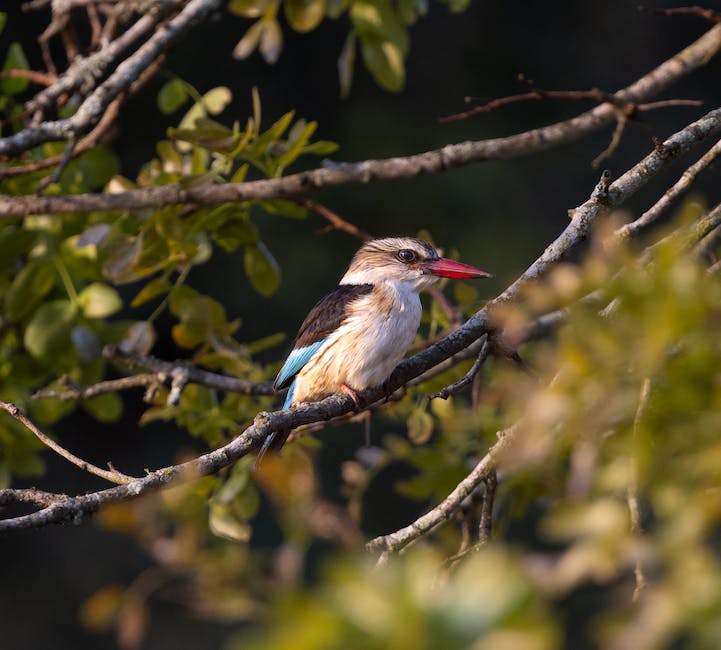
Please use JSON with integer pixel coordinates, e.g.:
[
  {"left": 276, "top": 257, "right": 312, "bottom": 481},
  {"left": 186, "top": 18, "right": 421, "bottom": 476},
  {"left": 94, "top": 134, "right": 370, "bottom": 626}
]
[
  {"left": 0, "top": 42, "right": 29, "bottom": 95},
  {"left": 131, "top": 276, "right": 172, "bottom": 307},
  {"left": 24, "top": 300, "right": 77, "bottom": 358},
  {"left": 82, "top": 392, "right": 123, "bottom": 424},
  {"left": 63, "top": 147, "right": 120, "bottom": 190},
  {"left": 78, "top": 283, "right": 122, "bottom": 318},
  {"left": 357, "top": 37, "right": 405, "bottom": 91},
  {"left": 338, "top": 32, "right": 356, "bottom": 97},
  {"left": 260, "top": 19, "right": 283, "bottom": 64},
  {"left": 4, "top": 258, "right": 56, "bottom": 321},
  {"left": 71, "top": 325, "right": 103, "bottom": 362},
  {"left": 244, "top": 242, "right": 281, "bottom": 296},
  {"left": 301, "top": 140, "right": 339, "bottom": 156},
  {"left": 0, "top": 13, "right": 6, "bottom": 35},
  {"left": 119, "top": 321, "right": 156, "bottom": 355},
  {"left": 259, "top": 199, "right": 307, "bottom": 219},
  {"left": 157, "top": 78, "right": 189, "bottom": 114},
  {"left": 209, "top": 502, "right": 253, "bottom": 542},
  {"left": 233, "top": 19, "right": 264, "bottom": 59},
  {"left": 80, "top": 585, "right": 124, "bottom": 631},
  {"left": 406, "top": 407, "right": 434, "bottom": 444},
  {"left": 228, "top": 0, "right": 265, "bottom": 17},
  {"left": 284, "top": 0, "right": 325, "bottom": 32},
  {"left": 203, "top": 86, "right": 233, "bottom": 114}
]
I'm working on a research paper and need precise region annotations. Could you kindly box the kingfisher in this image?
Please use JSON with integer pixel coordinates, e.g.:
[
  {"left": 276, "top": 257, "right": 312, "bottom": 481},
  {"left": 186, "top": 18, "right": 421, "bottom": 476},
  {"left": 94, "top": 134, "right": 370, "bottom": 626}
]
[{"left": 264, "top": 237, "right": 492, "bottom": 452}]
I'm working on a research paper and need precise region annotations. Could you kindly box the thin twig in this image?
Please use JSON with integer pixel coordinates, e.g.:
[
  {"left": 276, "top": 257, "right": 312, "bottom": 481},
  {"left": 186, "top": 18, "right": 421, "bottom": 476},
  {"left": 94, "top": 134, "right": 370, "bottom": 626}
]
[
  {"left": 0, "top": 401, "right": 136, "bottom": 484},
  {"left": 296, "top": 198, "right": 373, "bottom": 241},
  {"left": 32, "top": 373, "right": 161, "bottom": 401},
  {"left": 430, "top": 338, "right": 491, "bottom": 400},
  {"left": 103, "top": 345, "right": 276, "bottom": 396},
  {"left": 628, "top": 377, "right": 652, "bottom": 602},
  {"left": 478, "top": 470, "right": 497, "bottom": 545}
]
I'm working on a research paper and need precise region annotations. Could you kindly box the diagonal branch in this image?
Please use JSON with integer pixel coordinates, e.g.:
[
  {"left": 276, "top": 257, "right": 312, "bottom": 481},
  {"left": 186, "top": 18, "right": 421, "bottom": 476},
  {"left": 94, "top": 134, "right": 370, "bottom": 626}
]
[
  {"left": 1, "top": 23, "right": 721, "bottom": 216},
  {"left": 1, "top": 105, "right": 719, "bottom": 533},
  {"left": 0, "top": 401, "right": 136, "bottom": 484}
]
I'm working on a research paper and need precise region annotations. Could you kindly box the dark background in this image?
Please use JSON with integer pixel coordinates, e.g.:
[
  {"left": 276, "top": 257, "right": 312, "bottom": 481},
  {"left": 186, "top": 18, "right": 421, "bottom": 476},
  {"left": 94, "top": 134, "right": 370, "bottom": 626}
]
[{"left": 2, "top": 1, "right": 721, "bottom": 648}]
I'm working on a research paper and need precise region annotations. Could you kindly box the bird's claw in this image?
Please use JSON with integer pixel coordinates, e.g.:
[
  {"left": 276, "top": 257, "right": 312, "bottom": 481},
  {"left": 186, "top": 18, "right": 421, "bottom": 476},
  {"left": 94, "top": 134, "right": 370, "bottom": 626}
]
[{"left": 340, "top": 383, "right": 363, "bottom": 411}]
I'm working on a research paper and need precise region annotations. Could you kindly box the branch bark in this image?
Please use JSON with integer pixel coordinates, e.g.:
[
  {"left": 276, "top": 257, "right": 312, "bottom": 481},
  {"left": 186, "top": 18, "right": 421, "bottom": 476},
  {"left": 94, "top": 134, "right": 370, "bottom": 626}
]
[{"left": 1, "top": 23, "right": 720, "bottom": 216}]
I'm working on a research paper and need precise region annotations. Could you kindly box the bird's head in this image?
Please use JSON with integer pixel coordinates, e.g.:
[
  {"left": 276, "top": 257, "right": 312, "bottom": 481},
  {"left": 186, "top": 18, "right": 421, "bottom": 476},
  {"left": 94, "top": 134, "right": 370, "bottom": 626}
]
[{"left": 340, "top": 237, "right": 492, "bottom": 291}]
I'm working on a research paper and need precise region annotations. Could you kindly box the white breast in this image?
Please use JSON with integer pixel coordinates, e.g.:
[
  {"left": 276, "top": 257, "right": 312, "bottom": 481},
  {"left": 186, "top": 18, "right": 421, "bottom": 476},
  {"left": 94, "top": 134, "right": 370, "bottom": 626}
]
[{"left": 292, "top": 281, "right": 422, "bottom": 403}]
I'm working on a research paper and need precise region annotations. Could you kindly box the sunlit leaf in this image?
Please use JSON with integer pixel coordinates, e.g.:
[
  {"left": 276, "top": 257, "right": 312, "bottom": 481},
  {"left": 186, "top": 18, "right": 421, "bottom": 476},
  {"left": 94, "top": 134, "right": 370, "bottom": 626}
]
[
  {"left": 233, "top": 19, "right": 264, "bottom": 59},
  {"left": 78, "top": 283, "right": 122, "bottom": 318},
  {"left": 406, "top": 407, "right": 434, "bottom": 444},
  {"left": 284, "top": 0, "right": 325, "bottom": 32},
  {"left": 131, "top": 277, "right": 172, "bottom": 307},
  {"left": 260, "top": 18, "right": 283, "bottom": 64}
]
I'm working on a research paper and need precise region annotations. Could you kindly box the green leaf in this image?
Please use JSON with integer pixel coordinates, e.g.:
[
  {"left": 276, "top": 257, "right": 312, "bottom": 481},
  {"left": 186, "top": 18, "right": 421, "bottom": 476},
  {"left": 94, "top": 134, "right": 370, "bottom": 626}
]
[
  {"left": 259, "top": 199, "right": 307, "bottom": 219},
  {"left": 284, "top": 0, "right": 326, "bottom": 32},
  {"left": 358, "top": 37, "right": 405, "bottom": 91},
  {"left": 131, "top": 277, "right": 172, "bottom": 307},
  {"left": 0, "top": 228, "right": 36, "bottom": 271},
  {"left": 277, "top": 120, "right": 318, "bottom": 170},
  {"left": 233, "top": 19, "right": 264, "bottom": 60},
  {"left": 244, "top": 242, "right": 281, "bottom": 297},
  {"left": 63, "top": 146, "right": 120, "bottom": 190},
  {"left": 407, "top": 407, "right": 434, "bottom": 444},
  {"left": 24, "top": 300, "right": 77, "bottom": 358},
  {"left": 203, "top": 86, "right": 233, "bottom": 114},
  {"left": 1, "top": 43, "right": 29, "bottom": 95},
  {"left": 0, "top": 13, "right": 7, "bottom": 35},
  {"left": 170, "top": 286, "right": 234, "bottom": 348},
  {"left": 157, "top": 78, "right": 189, "bottom": 114},
  {"left": 4, "top": 259, "right": 56, "bottom": 321},
  {"left": 78, "top": 283, "right": 123, "bottom": 318},
  {"left": 301, "top": 140, "right": 340, "bottom": 156},
  {"left": 82, "top": 392, "right": 123, "bottom": 423},
  {"left": 350, "top": 0, "right": 408, "bottom": 91},
  {"left": 228, "top": 0, "right": 264, "bottom": 16}
]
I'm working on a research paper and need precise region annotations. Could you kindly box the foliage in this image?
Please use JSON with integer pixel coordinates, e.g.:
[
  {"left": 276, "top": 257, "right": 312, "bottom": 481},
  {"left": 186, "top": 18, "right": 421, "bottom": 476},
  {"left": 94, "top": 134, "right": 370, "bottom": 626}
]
[
  {"left": 228, "top": 0, "right": 470, "bottom": 94},
  {"left": 3, "top": 5, "right": 721, "bottom": 650}
]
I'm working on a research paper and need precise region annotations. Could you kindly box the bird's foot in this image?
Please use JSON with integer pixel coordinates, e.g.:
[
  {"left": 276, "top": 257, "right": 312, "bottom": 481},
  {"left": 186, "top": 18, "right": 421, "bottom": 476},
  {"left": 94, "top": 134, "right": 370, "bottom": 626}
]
[
  {"left": 382, "top": 379, "right": 394, "bottom": 402},
  {"left": 340, "top": 383, "right": 363, "bottom": 410}
]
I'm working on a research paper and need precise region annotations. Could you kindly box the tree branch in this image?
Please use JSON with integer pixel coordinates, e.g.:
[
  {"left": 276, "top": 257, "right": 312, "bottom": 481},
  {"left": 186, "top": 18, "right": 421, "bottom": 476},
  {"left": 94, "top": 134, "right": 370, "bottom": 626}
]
[
  {"left": 0, "top": 401, "right": 136, "bottom": 484},
  {"left": 1, "top": 23, "right": 720, "bottom": 216},
  {"left": 1, "top": 104, "right": 720, "bottom": 533},
  {"left": 0, "top": 0, "right": 220, "bottom": 159}
]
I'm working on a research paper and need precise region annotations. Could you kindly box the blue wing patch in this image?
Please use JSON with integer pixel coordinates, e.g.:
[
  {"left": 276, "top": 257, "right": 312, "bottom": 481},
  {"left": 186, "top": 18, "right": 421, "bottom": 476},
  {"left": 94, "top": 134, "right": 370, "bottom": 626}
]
[{"left": 274, "top": 339, "right": 327, "bottom": 391}]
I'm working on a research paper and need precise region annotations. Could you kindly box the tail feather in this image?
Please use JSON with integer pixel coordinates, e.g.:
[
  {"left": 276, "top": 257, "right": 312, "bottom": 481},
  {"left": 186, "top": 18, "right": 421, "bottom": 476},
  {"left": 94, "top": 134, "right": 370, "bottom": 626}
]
[{"left": 256, "top": 381, "right": 295, "bottom": 464}]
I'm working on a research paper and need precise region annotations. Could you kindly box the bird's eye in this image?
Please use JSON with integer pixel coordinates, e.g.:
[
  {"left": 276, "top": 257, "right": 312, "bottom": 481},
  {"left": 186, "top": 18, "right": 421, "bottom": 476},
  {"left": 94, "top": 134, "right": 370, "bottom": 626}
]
[{"left": 397, "top": 249, "right": 417, "bottom": 263}]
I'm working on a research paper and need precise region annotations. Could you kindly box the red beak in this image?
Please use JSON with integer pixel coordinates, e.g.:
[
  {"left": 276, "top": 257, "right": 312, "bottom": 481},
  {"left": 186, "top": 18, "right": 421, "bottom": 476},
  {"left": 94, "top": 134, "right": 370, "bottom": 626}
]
[{"left": 422, "top": 257, "right": 493, "bottom": 280}]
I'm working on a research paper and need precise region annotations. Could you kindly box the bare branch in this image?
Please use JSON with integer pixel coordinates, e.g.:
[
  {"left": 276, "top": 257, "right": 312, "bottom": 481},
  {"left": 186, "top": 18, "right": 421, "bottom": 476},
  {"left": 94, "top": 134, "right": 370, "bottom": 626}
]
[
  {"left": 1, "top": 23, "right": 720, "bottom": 216},
  {"left": 0, "top": 401, "right": 136, "bottom": 484},
  {"left": 0, "top": 487, "right": 66, "bottom": 508},
  {"left": 478, "top": 470, "right": 497, "bottom": 546},
  {"left": 103, "top": 345, "right": 276, "bottom": 396},
  {"left": 32, "top": 373, "right": 160, "bottom": 401},
  {"left": 0, "top": 0, "right": 220, "bottom": 159},
  {"left": 430, "top": 338, "right": 491, "bottom": 400},
  {"left": 618, "top": 136, "right": 721, "bottom": 239}
]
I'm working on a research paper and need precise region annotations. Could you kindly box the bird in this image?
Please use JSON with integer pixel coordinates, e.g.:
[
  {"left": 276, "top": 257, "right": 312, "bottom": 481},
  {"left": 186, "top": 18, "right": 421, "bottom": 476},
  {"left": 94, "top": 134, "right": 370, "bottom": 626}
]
[{"left": 263, "top": 237, "right": 492, "bottom": 453}]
